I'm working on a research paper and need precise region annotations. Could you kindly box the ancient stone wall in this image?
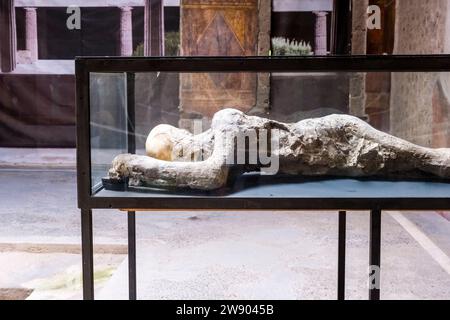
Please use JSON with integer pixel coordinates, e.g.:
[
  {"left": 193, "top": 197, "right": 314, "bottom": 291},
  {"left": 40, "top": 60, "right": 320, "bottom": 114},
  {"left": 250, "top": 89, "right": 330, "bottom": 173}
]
[
  {"left": 390, "top": 0, "right": 450, "bottom": 147},
  {"left": 365, "top": 0, "right": 396, "bottom": 132},
  {"left": 349, "top": 0, "right": 368, "bottom": 118},
  {"left": 254, "top": 0, "right": 271, "bottom": 113}
]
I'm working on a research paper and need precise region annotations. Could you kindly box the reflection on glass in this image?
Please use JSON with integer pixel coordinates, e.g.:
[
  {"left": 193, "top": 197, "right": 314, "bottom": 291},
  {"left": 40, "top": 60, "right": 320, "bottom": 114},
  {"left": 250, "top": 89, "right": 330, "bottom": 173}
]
[
  {"left": 89, "top": 71, "right": 450, "bottom": 196},
  {"left": 90, "top": 73, "right": 128, "bottom": 192}
]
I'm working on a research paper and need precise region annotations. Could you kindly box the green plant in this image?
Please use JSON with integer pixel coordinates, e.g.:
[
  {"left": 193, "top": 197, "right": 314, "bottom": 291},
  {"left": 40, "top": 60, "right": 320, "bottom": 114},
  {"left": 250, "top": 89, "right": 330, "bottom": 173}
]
[
  {"left": 271, "top": 37, "right": 312, "bottom": 56},
  {"left": 133, "top": 31, "right": 180, "bottom": 57},
  {"left": 165, "top": 31, "right": 180, "bottom": 56},
  {"left": 133, "top": 43, "right": 144, "bottom": 57}
]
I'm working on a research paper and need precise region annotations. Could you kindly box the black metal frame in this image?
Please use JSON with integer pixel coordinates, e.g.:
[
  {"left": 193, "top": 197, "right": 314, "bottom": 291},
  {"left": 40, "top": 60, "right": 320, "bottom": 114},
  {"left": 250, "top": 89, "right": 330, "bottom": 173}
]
[{"left": 76, "top": 55, "right": 450, "bottom": 300}]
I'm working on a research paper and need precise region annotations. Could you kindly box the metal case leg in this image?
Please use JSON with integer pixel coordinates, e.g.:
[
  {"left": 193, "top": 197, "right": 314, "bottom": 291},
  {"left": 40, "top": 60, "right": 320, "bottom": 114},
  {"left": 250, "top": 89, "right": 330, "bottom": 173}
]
[
  {"left": 338, "top": 210, "right": 346, "bottom": 300},
  {"left": 126, "top": 71, "right": 137, "bottom": 300},
  {"left": 81, "top": 208, "right": 94, "bottom": 300},
  {"left": 128, "top": 211, "right": 137, "bottom": 300},
  {"left": 369, "top": 209, "right": 382, "bottom": 300}
]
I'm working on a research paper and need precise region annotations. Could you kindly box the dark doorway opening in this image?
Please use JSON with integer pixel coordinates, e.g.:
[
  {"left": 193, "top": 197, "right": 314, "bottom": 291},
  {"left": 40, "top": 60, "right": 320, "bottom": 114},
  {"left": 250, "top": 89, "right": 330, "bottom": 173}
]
[{"left": 271, "top": 11, "right": 332, "bottom": 53}]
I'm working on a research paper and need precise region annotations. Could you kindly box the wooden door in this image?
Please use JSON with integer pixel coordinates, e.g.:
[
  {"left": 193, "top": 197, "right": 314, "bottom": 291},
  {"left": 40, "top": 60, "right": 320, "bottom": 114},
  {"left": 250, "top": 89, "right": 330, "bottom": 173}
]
[{"left": 180, "top": 0, "right": 258, "bottom": 118}]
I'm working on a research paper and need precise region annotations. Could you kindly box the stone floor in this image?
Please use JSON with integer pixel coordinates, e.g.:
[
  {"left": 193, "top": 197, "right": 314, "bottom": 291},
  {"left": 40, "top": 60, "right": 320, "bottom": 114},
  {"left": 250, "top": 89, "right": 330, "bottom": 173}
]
[
  {"left": 0, "top": 148, "right": 76, "bottom": 169},
  {"left": 0, "top": 252, "right": 124, "bottom": 300},
  {"left": 1, "top": 149, "right": 450, "bottom": 300},
  {"left": 98, "top": 211, "right": 450, "bottom": 300}
]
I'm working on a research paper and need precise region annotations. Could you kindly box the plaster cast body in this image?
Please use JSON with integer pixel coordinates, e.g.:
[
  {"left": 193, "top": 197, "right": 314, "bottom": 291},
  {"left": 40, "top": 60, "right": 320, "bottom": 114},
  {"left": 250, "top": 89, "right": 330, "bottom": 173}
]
[{"left": 109, "top": 108, "right": 450, "bottom": 190}]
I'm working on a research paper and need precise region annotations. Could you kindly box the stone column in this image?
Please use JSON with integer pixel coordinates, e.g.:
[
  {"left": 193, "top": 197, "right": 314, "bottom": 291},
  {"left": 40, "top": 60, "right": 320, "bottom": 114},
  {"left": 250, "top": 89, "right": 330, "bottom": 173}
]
[
  {"left": 119, "top": 6, "right": 133, "bottom": 56},
  {"left": 144, "top": 0, "right": 164, "bottom": 56},
  {"left": 0, "top": 0, "right": 17, "bottom": 72},
  {"left": 314, "top": 11, "right": 328, "bottom": 56},
  {"left": 351, "top": 0, "right": 368, "bottom": 55},
  {"left": 254, "top": 0, "right": 272, "bottom": 113},
  {"left": 349, "top": 0, "right": 369, "bottom": 118},
  {"left": 24, "top": 7, "right": 38, "bottom": 62}
]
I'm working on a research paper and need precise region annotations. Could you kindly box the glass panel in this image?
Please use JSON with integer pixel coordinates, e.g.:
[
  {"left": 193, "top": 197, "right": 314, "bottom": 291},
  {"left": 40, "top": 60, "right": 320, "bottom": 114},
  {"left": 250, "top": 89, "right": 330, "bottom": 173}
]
[
  {"left": 90, "top": 72, "right": 128, "bottom": 193},
  {"left": 91, "top": 70, "right": 450, "bottom": 197}
]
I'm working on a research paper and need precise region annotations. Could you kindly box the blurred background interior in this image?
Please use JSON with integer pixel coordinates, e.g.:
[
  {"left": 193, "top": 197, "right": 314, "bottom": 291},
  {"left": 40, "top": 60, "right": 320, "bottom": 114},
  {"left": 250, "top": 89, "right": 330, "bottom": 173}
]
[
  {"left": 2, "top": 0, "right": 450, "bottom": 300},
  {"left": 1, "top": 0, "right": 449, "bottom": 150}
]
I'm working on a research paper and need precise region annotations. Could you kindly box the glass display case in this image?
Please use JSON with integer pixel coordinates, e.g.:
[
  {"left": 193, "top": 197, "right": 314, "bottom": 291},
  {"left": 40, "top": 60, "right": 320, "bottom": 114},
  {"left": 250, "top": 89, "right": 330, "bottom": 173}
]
[
  {"left": 77, "top": 56, "right": 450, "bottom": 209},
  {"left": 75, "top": 55, "right": 450, "bottom": 300}
]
